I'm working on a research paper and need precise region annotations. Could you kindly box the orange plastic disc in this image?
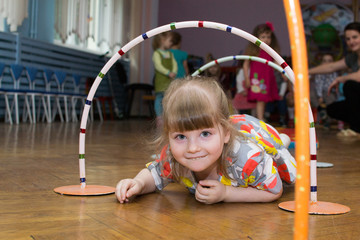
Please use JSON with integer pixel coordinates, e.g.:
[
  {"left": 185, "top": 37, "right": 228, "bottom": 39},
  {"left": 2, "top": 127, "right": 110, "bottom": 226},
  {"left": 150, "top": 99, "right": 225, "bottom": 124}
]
[
  {"left": 54, "top": 185, "right": 115, "bottom": 196},
  {"left": 278, "top": 201, "right": 350, "bottom": 215}
]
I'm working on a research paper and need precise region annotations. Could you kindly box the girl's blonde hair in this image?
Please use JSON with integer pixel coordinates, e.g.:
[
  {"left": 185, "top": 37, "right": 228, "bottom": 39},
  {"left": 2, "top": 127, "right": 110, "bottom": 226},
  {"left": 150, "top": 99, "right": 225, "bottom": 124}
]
[
  {"left": 153, "top": 76, "right": 244, "bottom": 181},
  {"left": 244, "top": 23, "right": 280, "bottom": 56},
  {"left": 152, "top": 32, "right": 172, "bottom": 50}
]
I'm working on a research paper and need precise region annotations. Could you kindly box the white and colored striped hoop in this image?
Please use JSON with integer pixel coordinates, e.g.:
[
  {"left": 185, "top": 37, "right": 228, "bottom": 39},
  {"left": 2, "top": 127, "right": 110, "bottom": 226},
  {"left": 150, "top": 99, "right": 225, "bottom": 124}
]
[
  {"left": 191, "top": 54, "right": 290, "bottom": 79},
  {"left": 76, "top": 21, "right": 316, "bottom": 202}
]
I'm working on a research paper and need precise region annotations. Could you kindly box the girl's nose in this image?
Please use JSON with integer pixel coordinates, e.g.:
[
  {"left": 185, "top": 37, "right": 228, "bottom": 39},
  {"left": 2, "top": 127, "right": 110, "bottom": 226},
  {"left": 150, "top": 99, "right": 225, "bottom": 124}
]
[{"left": 187, "top": 139, "right": 201, "bottom": 153}]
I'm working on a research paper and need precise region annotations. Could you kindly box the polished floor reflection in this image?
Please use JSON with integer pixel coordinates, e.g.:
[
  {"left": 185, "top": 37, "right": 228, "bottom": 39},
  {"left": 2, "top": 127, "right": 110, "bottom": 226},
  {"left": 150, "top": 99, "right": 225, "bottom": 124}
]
[{"left": 0, "top": 120, "right": 359, "bottom": 239}]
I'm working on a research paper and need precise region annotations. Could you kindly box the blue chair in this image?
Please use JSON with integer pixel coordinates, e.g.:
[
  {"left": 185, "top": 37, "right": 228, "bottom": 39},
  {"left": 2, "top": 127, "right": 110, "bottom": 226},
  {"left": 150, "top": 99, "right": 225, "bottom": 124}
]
[
  {"left": 46, "top": 70, "right": 65, "bottom": 122},
  {"left": 70, "top": 74, "right": 86, "bottom": 122},
  {"left": 70, "top": 74, "right": 103, "bottom": 122},
  {"left": 56, "top": 71, "right": 74, "bottom": 122},
  {"left": 0, "top": 63, "right": 13, "bottom": 123},
  {"left": 42, "top": 69, "right": 59, "bottom": 123},
  {"left": 25, "top": 66, "right": 50, "bottom": 123},
  {"left": 11, "top": 64, "right": 33, "bottom": 124},
  {"left": 2, "top": 64, "right": 32, "bottom": 124}
]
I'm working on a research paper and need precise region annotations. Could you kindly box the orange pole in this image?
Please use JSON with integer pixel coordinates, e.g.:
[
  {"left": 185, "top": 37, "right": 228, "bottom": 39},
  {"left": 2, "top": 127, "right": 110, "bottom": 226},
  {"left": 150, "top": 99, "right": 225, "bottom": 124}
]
[{"left": 283, "top": 1, "right": 310, "bottom": 240}]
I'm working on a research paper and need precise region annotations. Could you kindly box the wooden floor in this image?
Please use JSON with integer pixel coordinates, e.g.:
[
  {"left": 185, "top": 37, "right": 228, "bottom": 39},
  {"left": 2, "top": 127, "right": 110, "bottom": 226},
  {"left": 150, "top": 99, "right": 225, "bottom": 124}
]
[{"left": 1, "top": 119, "right": 359, "bottom": 240}]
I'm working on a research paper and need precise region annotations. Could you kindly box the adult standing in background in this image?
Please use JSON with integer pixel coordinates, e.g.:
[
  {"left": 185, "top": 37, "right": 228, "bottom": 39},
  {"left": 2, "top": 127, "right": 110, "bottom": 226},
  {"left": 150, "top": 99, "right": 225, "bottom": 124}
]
[{"left": 308, "top": 22, "right": 360, "bottom": 138}]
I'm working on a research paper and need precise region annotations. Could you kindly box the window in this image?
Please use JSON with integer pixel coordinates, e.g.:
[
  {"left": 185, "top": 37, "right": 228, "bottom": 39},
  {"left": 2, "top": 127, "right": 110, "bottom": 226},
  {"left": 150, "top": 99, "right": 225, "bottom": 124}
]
[
  {"left": 54, "top": 0, "right": 129, "bottom": 55},
  {"left": 0, "top": 1, "right": 28, "bottom": 32}
]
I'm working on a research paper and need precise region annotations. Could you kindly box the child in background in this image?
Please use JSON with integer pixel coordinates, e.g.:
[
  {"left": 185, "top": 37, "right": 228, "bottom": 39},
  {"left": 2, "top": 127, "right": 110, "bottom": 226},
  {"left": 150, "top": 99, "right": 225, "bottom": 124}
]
[
  {"left": 204, "top": 53, "right": 234, "bottom": 114},
  {"left": 203, "top": 53, "right": 224, "bottom": 81},
  {"left": 313, "top": 53, "right": 338, "bottom": 128},
  {"left": 264, "top": 71, "right": 289, "bottom": 127},
  {"left": 204, "top": 53, "right": 228, "bottom": 93},
  {"left": 243, "top": 22, "right": 281, "bottom": 121},
  {"left": 232, "top": 61, "right": 256, "bottom": 115},
  {"left": 152, "top": 32, "right": 178, "bottom": 124},
  {"left": 336, "top": 82, "right": 345, "bottom": 130},
  {"left": 116, "top": 77, "right": 296, "bottom": 204},
  {"left": 170, "top": 31, "right": 189, "bottom": 78}
]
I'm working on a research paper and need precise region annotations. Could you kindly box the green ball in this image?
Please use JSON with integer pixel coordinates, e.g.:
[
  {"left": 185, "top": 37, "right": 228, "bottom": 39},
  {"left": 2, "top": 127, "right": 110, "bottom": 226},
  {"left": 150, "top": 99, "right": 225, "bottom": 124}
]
[{"left": 312, "top": 23, "right": 338, "bottom": 48}]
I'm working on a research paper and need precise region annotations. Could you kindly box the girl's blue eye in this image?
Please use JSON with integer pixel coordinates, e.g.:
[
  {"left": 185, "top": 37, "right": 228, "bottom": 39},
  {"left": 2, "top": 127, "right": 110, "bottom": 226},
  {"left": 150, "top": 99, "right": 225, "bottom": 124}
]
[
  {"left": 175, "top": 134, "right": 186, "bottom": 140},
  {"left": 201, "top": 131, "right": 211, "bottom": 137}
]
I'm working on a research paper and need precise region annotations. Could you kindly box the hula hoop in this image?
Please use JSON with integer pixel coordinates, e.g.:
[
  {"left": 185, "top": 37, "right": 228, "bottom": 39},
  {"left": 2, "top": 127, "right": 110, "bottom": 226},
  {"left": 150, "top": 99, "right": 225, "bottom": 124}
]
[
  {"left": 191, "top": 55, "right": 291, "bottom": 79},
  {"left": 80, "top": 21, "right": 318, "bottom": 197},
  {"left": 280, "top": 2, "right": 349, "bottom": 231},
  {"left": 82, "top": 21, "right": 313, "bottom": 189},
  {"left": 56, "top": 21, "right": 319, "bottom": 203}
]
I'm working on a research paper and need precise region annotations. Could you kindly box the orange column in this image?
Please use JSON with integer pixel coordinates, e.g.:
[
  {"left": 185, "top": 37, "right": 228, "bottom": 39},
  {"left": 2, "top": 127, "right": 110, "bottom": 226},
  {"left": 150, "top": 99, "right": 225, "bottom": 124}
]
[{"left": 283, "top": 1, "right": 310, "bottom": 240}]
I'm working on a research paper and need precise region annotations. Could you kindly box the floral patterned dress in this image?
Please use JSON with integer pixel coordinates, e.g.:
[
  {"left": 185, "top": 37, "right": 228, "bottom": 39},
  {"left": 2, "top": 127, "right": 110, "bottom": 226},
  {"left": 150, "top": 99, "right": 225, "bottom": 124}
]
[
  {"left": 146, "top": 114, "right": 296, "bottom": 195},
  {"left": 247, "top": 50, "right": 280, "bottom": 102}
]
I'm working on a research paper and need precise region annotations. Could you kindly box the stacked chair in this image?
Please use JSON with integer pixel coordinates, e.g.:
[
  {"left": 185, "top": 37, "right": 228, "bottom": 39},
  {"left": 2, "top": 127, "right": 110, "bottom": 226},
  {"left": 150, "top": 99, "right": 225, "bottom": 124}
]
[
  {"left": 25, "top": 66, "right": 50, "bottom": 123},
  {"left": 0, "top": 64, "right": 33, "bottom": 124},
  {"left": 0, "top": 63, "right": 103, "bottom": 124}
]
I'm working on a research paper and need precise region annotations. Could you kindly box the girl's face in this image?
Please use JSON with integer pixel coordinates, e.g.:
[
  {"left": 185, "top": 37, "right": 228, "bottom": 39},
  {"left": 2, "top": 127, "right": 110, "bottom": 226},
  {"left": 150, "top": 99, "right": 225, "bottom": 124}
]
[
  {"left": 321, "top": 55, "right": 334, "bottom": 64},
  {"left": 168, "top": 124, "right": 230, "bottom": 176},
  {"left": 258, "top": 31, "right": 272, "bottom": 45},
  {"left": 161, "top": 36, "right": 173, "bottom": 50},
  {"left": 208, "top": 66, "right": 219, "bottom": 76},
  {"left": 345, "top": 29, "right": 360, "bottom": 52}
]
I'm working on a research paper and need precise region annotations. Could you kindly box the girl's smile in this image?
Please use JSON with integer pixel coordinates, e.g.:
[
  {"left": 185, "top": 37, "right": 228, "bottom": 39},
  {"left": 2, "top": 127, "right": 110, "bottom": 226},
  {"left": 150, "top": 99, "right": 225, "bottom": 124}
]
[
  {"left": 345, "top": 29, "right": 360, "bottom": 52},
  {"left": 168, "top": 125, "right": 230, "bottom": 178},
  {"left": 186, "top": 156, "right": 207, "bottom": 160}
]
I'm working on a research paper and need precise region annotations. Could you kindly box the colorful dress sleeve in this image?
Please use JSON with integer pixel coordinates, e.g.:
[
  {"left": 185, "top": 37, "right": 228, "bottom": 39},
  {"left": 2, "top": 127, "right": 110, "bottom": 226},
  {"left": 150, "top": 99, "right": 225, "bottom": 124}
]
[
  {"left": 230, "top": 114, "right": 297, "bottom": 184},
  {"left": 228, "top": 138, "right": 283, "bottom": 194},
  {"left": 146, "top": 145, "right": 174, "bottom": 190}
]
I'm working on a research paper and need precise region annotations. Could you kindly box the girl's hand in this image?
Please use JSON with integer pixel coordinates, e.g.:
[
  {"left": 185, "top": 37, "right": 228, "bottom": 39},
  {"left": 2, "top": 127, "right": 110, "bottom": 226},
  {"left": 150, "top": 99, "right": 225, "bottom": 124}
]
[
  {"left": 116, "top": 179, "right": 144, "bottom": 203},
  {"left": 195, "top": 180, "right": 226, "bottom": 204},
  {"left": 244, "top": 78, "right": 251, "bottom": 89},
  {"left": 240, "top": 90, "right": 247, "bottom": 96},
  {"left": 328, "top": 75, "right": 348, "bottom": 95},
  {"left": 168, "top": 72, "right": 176, "bottom": 79},
  {"left": 328, "top": 77, "right": 342, "bottom": 95}
]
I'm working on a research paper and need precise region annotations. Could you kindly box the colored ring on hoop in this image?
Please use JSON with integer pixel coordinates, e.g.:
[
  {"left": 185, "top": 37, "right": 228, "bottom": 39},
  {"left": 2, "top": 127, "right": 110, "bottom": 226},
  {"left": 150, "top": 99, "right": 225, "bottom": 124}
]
[{"left": 191, "top": 55, "right": 290, "bottom": 80}]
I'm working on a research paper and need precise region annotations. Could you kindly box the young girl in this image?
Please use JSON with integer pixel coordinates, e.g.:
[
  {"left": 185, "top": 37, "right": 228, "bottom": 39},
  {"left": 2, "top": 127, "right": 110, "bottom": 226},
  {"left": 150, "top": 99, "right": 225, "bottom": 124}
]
[
  {"left": 152, "top": 32, "right": 178, "bottom": 122},
  {"left": 116, "top": 77, "right": 296, "bottom": 204},
  {"left": 312, "top": 53, "right": 338, "bottom": 128},
  {"left": 203, "top": 53, "right": 223, "bottom": 80},
  {"left": 232, "top": 61, "right": 256, "bottom": 115},
  {"left": 170, "top": 31, "right": 189, "bottom": 79},
  {"left": 203, "top": 53, "right": 230, "bottom": 102},
  {"left": 243, "top": 22, "right": 281, "bottom": 121}
]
